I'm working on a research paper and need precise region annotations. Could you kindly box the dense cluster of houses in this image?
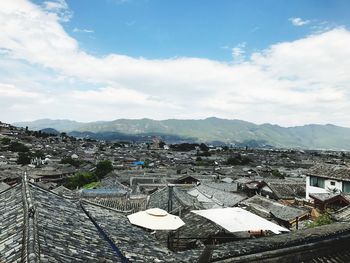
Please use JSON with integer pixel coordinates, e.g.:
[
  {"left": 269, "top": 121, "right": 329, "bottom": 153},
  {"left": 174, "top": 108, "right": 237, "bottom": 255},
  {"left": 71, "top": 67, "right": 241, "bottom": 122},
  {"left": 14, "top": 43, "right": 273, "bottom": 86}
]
[{"left": 1, "top": 121, "right": 350, "bottom": 262}]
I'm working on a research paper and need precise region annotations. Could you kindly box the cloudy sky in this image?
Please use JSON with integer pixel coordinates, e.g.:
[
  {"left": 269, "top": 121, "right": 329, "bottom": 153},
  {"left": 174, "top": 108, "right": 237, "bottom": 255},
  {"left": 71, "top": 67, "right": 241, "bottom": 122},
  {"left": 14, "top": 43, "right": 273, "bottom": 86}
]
[{"left": 0, "top": 0, "right": 350, "bottom": 127}]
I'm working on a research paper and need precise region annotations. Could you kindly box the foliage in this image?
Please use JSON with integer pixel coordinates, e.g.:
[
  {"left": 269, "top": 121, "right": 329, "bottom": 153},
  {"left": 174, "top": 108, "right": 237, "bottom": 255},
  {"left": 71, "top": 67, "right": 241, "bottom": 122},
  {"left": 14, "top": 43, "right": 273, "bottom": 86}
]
[
  {"left": 170, "top": 143, "right": 198, "bottom": 151},
  {"left": 306, "top": 210, "right": 333, "bottom": 228},
  {"left": 33, "top": 150, "right": 45, "bottom": 159},
  {"left": 83, "top": 181, "right": 101, "bottom": 189},
  {"left": 196, "top": 159, "right": 214, "bottom": 166},
  {"left": 271, "top": 169, "right": 285, "bottom": 179},
  {"left": 0, "top": 137, "right": 11, "bottom": 145},
  {"left": 222, "top": 146, "right": 229, "bottom": 151},
  {"left": 225, "top": 154, "right": 252, "bottom": 165},
  {"left": 95, "top": 160, "right": 113, "bottom": 179},
  {"left": 199, "top": 143, "right": 209, "bottom": 152},
  {"left": 8, "top": 141, "right": 29, "bottom": 152},
  {"left": 159, "top": 140, "right": 166, "bottom": 149},
  {"left": 60, "top": 157, "right": 83, "bottom": 168},
  {"left": 64, "top": 172, "right": 98, "bottom": 189},
  {"left": 17, "top": 152, "right": 32, "bottom": 165},
  {"left": 327, "top": 187, "right": 340, "bottom": 194},
  {"left": 197, "top": 151, "right": 211, "bottom": 157}
]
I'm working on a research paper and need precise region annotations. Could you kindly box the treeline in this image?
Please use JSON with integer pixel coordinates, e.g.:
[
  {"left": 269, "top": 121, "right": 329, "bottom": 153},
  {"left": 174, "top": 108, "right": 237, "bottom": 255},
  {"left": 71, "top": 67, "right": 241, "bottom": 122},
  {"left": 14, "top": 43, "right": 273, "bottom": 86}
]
[{"left": 64, "top": 160, "right": 113, "bottom": 189}]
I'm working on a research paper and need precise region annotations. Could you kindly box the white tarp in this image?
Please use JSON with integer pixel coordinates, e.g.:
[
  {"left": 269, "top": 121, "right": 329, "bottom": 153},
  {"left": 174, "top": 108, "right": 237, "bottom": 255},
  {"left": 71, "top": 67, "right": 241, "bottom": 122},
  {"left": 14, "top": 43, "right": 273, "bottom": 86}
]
[
  {"left": 127, "top": 208, "right": 185, "bottom": 230},
  {"left": 192, "top": 207, "right": 289, "bottom": 234}
]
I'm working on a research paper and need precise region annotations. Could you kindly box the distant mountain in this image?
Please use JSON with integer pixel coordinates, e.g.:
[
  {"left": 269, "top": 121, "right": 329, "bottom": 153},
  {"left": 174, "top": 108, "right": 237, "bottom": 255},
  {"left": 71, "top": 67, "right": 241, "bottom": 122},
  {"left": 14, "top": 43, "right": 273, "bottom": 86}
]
[
  {"left": 39, "top": 128, "right": 60, "bottom": 136},
  {"left": 14, "top": 117, "right": 350, "bottom": 150},
  {"left": 16, "top": 119, "right": 83, "bottom": 131}
]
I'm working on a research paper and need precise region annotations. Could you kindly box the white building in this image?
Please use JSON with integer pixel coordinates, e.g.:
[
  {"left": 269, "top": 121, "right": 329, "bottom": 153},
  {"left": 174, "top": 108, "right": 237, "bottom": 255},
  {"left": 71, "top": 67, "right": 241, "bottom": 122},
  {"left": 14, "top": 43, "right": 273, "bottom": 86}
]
[{"left": 306, "top": 164, "right": 350, "bottom": 199}]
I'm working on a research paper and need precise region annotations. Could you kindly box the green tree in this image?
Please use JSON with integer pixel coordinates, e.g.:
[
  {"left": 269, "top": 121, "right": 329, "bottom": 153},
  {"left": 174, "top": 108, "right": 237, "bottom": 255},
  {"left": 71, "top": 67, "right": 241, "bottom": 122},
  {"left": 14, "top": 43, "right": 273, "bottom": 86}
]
[
  {"left": 64, "top": 172, "right": 98, "bottom": 189},
  {"left": 17, "top": 152, "right": 32, "bottom": 165},
  {"left": 226, "top": 154, "right": 252, "bottom": 165},
  {"left": 33, "top": 150, "right": 45, "bottom": 159},
  {"left": 0, "top": 137, "right": 11, "bottom": 145},
  {"left": 95, "top": 160, "right": 113, "bottom": 179},
  {"left": 60, "top": 157, "right": 83, "bottom": 168},
  {"left": 199, "top": 143, "right": 209, "bottom": 152},
  {"left": 271, "top": 169, "right": 285, "bottom": 179},
  {"left": 306, "top": 210, "right": 333, "bottom": 228},
  {"left": 8, "top": 141, "right": 29, "bottom": 152}
]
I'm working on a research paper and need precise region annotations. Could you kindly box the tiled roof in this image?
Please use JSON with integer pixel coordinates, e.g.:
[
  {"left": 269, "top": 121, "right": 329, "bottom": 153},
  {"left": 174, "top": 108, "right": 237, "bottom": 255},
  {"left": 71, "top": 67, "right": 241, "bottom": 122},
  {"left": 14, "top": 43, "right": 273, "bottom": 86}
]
[
  {"left": 82, "top": 202, "right": 178, "bottom": 262},
  {"left": 30, "top": 183, "right": 121, "bottom": 262},
  {"left": 0, "top": 184, "right": 23, "bottom": 262},
  {"left": 0, "top": 181, "right": 10, "bottom": 192},
  {"left": 182, "top": 222, "right": 350, "bottom": 262},
  {"left": 263, "top": 180, "right": 305, "bottom": 199},
  {"left": 189, "top": 184, "right": 247, "bottom": 207},
  {"left": 308, "top": 163, "right": 350, "bottom": 182},
  {"left": 0, "top": 174, "right": 185, "bottom": 262},
  {"left": 241, "top": 195, "right": 309, "bottom": 222},
  {"left": 332, "top": 204, "right": 350, "bottom": 222},
  {"left": 148, "top": 186, "right": 201, "bottom": 211}
]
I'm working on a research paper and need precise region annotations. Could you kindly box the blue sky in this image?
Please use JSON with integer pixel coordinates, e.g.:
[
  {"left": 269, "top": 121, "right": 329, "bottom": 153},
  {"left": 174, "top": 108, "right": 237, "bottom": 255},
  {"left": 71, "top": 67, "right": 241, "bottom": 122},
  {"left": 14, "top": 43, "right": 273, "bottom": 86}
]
[
  {"left": 0, "top": 0, "right": 350, "bottom": 127},
  {"left": 63, "top": 0, "right": 350, "bottom": 60}
]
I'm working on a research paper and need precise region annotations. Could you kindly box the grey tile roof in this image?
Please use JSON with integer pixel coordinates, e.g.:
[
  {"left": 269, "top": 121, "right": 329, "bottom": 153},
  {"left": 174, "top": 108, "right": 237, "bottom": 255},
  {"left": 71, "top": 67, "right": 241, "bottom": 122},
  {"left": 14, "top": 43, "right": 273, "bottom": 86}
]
[
  {"left": 30, "top": 184, "right": 121, "bottom": 262},
  {"left": 309, "top": 192, "right": 340, "bottom": 202},
  {"left": 82, "top": 195, "right": 148, "bottom": 213},
  {"left": 308, "top": 163, "right": 350, "bottom": 182},
  {"left": 202, "top": 182, "right": 238, "bottom": 192},
  {"left": 241, "top": 195, "right": 309, "bottom": 222},
  {"left": 0, "top": 181, "right": 11, "bottom": 192},
  {"left": 0, "top": 184, "right": 23, "bottom": 263},
  {"left": 82, "top": 202, "right": 179, "bottom": 262},
  {"left": 0, "top": 175, "right": 187, "bottom": 262},
  {"left": 182, "top": 222, "right": 350, "bottom": 262},
  {"left": 332, "top": 204, "right": 350, "bottom": 221},
  {"left": 263, "top": 180, "right": 305, "bottom": 199},
  {"left": 190, "top": 184, "right": 247, "bottom": 207},
  {"left": 148, "top": 186, "right": 201, "bottom": 211}
]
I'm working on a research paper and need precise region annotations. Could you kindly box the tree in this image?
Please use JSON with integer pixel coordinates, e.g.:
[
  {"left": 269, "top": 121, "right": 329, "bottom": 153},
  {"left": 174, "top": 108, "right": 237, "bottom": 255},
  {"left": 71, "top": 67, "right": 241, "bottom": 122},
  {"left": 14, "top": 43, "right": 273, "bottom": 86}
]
[
  {"left": 199, "top": 143, "right": 209, "bottom": 152},
  {"left": 0, "top": 137, "right": 11, "bottom": 145},
  {"left": 306, "top": 209, "right": 333, "bottom": 228},
  {"left": 159, "top": 140, "right": 166, "bottom": 149},
  {"left": 8, "top": 141, "right": 29, "bottom": 152},
  {"left": 271, "top": 169, "right": 285, "bottom": 179},
  {"left": 64, "top": 172, "right": 98, "bottom": 189},
  {"left": 60, "top": 157, "right": 83, "bottom": 168},
  {"left": 226, "top": 154, "right": 252, "bottom": 165},
  {"left": 17, "top": 152, "right": 31, "bottom": 165},
  {"left": 95, "top": 160, "right": 113, "bottom": 179},
  {"left": 33, "top": 150, "right": 45, "bottom": 159}
]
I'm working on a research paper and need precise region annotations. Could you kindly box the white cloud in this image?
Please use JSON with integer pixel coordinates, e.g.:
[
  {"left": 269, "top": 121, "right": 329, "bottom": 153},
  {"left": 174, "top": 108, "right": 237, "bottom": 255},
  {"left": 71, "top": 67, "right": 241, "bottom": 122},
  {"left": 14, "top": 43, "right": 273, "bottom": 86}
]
[
  {"left": 289, "top": 17, "right": 310, "bottom": 26},
  {"left": 0, "top": 1, "right": 349, "bottom": 127},
  {"left": 73, "top": 27, "right": 94, "bottom": 33},
  {"left": 232, "top": 42, "right": 246, "bottom": 61},
  {"left": 43, "top": 0, "right": 72, "bottom": 22}
]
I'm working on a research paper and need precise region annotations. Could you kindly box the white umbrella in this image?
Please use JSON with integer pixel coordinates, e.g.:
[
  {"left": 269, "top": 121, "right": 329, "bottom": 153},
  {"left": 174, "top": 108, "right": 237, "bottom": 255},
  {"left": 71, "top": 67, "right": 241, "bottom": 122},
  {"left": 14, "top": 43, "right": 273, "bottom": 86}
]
[{"left": 127, "top": 208, "right": 185, "bottom": 230}]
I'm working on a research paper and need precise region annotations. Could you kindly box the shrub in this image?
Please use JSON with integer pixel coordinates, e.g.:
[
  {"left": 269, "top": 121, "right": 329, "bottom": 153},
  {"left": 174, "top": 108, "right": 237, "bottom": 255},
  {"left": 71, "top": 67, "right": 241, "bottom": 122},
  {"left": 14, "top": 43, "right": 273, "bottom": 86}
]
[
  {"left": 306, "top": 210, "right": 333, "bottom": 228},
  {"left": 95, "top": 160, "right": 113, "bottom": 179},
  {"left": 64, "top": 172, "right": 98, "bottom": 189},
  {"left": 8, "top": 141, "right": 29, "bottom": 152}
]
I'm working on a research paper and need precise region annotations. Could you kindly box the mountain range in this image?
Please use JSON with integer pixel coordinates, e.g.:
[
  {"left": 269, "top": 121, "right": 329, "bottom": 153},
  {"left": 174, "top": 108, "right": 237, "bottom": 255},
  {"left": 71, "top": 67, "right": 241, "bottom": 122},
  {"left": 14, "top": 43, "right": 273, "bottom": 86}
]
[{"left": 13, "top": 118, "right": 350, "bottom": 150}]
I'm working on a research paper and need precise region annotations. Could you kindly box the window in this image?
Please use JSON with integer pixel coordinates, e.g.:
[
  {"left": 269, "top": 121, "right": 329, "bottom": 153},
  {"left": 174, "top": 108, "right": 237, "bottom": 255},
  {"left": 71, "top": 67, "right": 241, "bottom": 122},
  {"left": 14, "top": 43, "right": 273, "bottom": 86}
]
[
  {"left": 330, "top": 181, "right": 335, "bottom": 186},
  {"left": 342, "top": 182, "right": 350, "bottom": 193},
  {"left": 310, "top": 176, "right": 325, "bottom": 188}
]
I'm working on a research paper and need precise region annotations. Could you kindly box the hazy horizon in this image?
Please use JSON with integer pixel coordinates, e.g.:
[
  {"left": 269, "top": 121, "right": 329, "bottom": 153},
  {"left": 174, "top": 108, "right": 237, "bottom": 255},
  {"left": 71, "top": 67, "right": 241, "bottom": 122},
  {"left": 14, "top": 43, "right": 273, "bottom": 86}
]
[{"left": 13, "top": 116, "right": 350, "bottom": 129}]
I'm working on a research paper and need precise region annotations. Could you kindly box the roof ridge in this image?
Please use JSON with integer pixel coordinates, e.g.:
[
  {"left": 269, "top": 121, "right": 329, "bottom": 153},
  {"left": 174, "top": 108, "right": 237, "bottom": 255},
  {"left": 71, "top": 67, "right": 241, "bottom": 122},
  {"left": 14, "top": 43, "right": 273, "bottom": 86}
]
[
  {"left": 21, "top": 172, "right": 40, "bottom": 263},
  {"left": 80, "top": 202, "right": 129, "bottom": 262}
]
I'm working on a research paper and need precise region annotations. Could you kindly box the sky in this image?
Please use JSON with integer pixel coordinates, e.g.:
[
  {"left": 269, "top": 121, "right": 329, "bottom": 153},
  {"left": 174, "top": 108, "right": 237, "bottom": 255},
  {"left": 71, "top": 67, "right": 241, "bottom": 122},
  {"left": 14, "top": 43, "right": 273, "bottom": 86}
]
[{"left": 0, "top": 0, "right": 350, "bottom": 127}]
